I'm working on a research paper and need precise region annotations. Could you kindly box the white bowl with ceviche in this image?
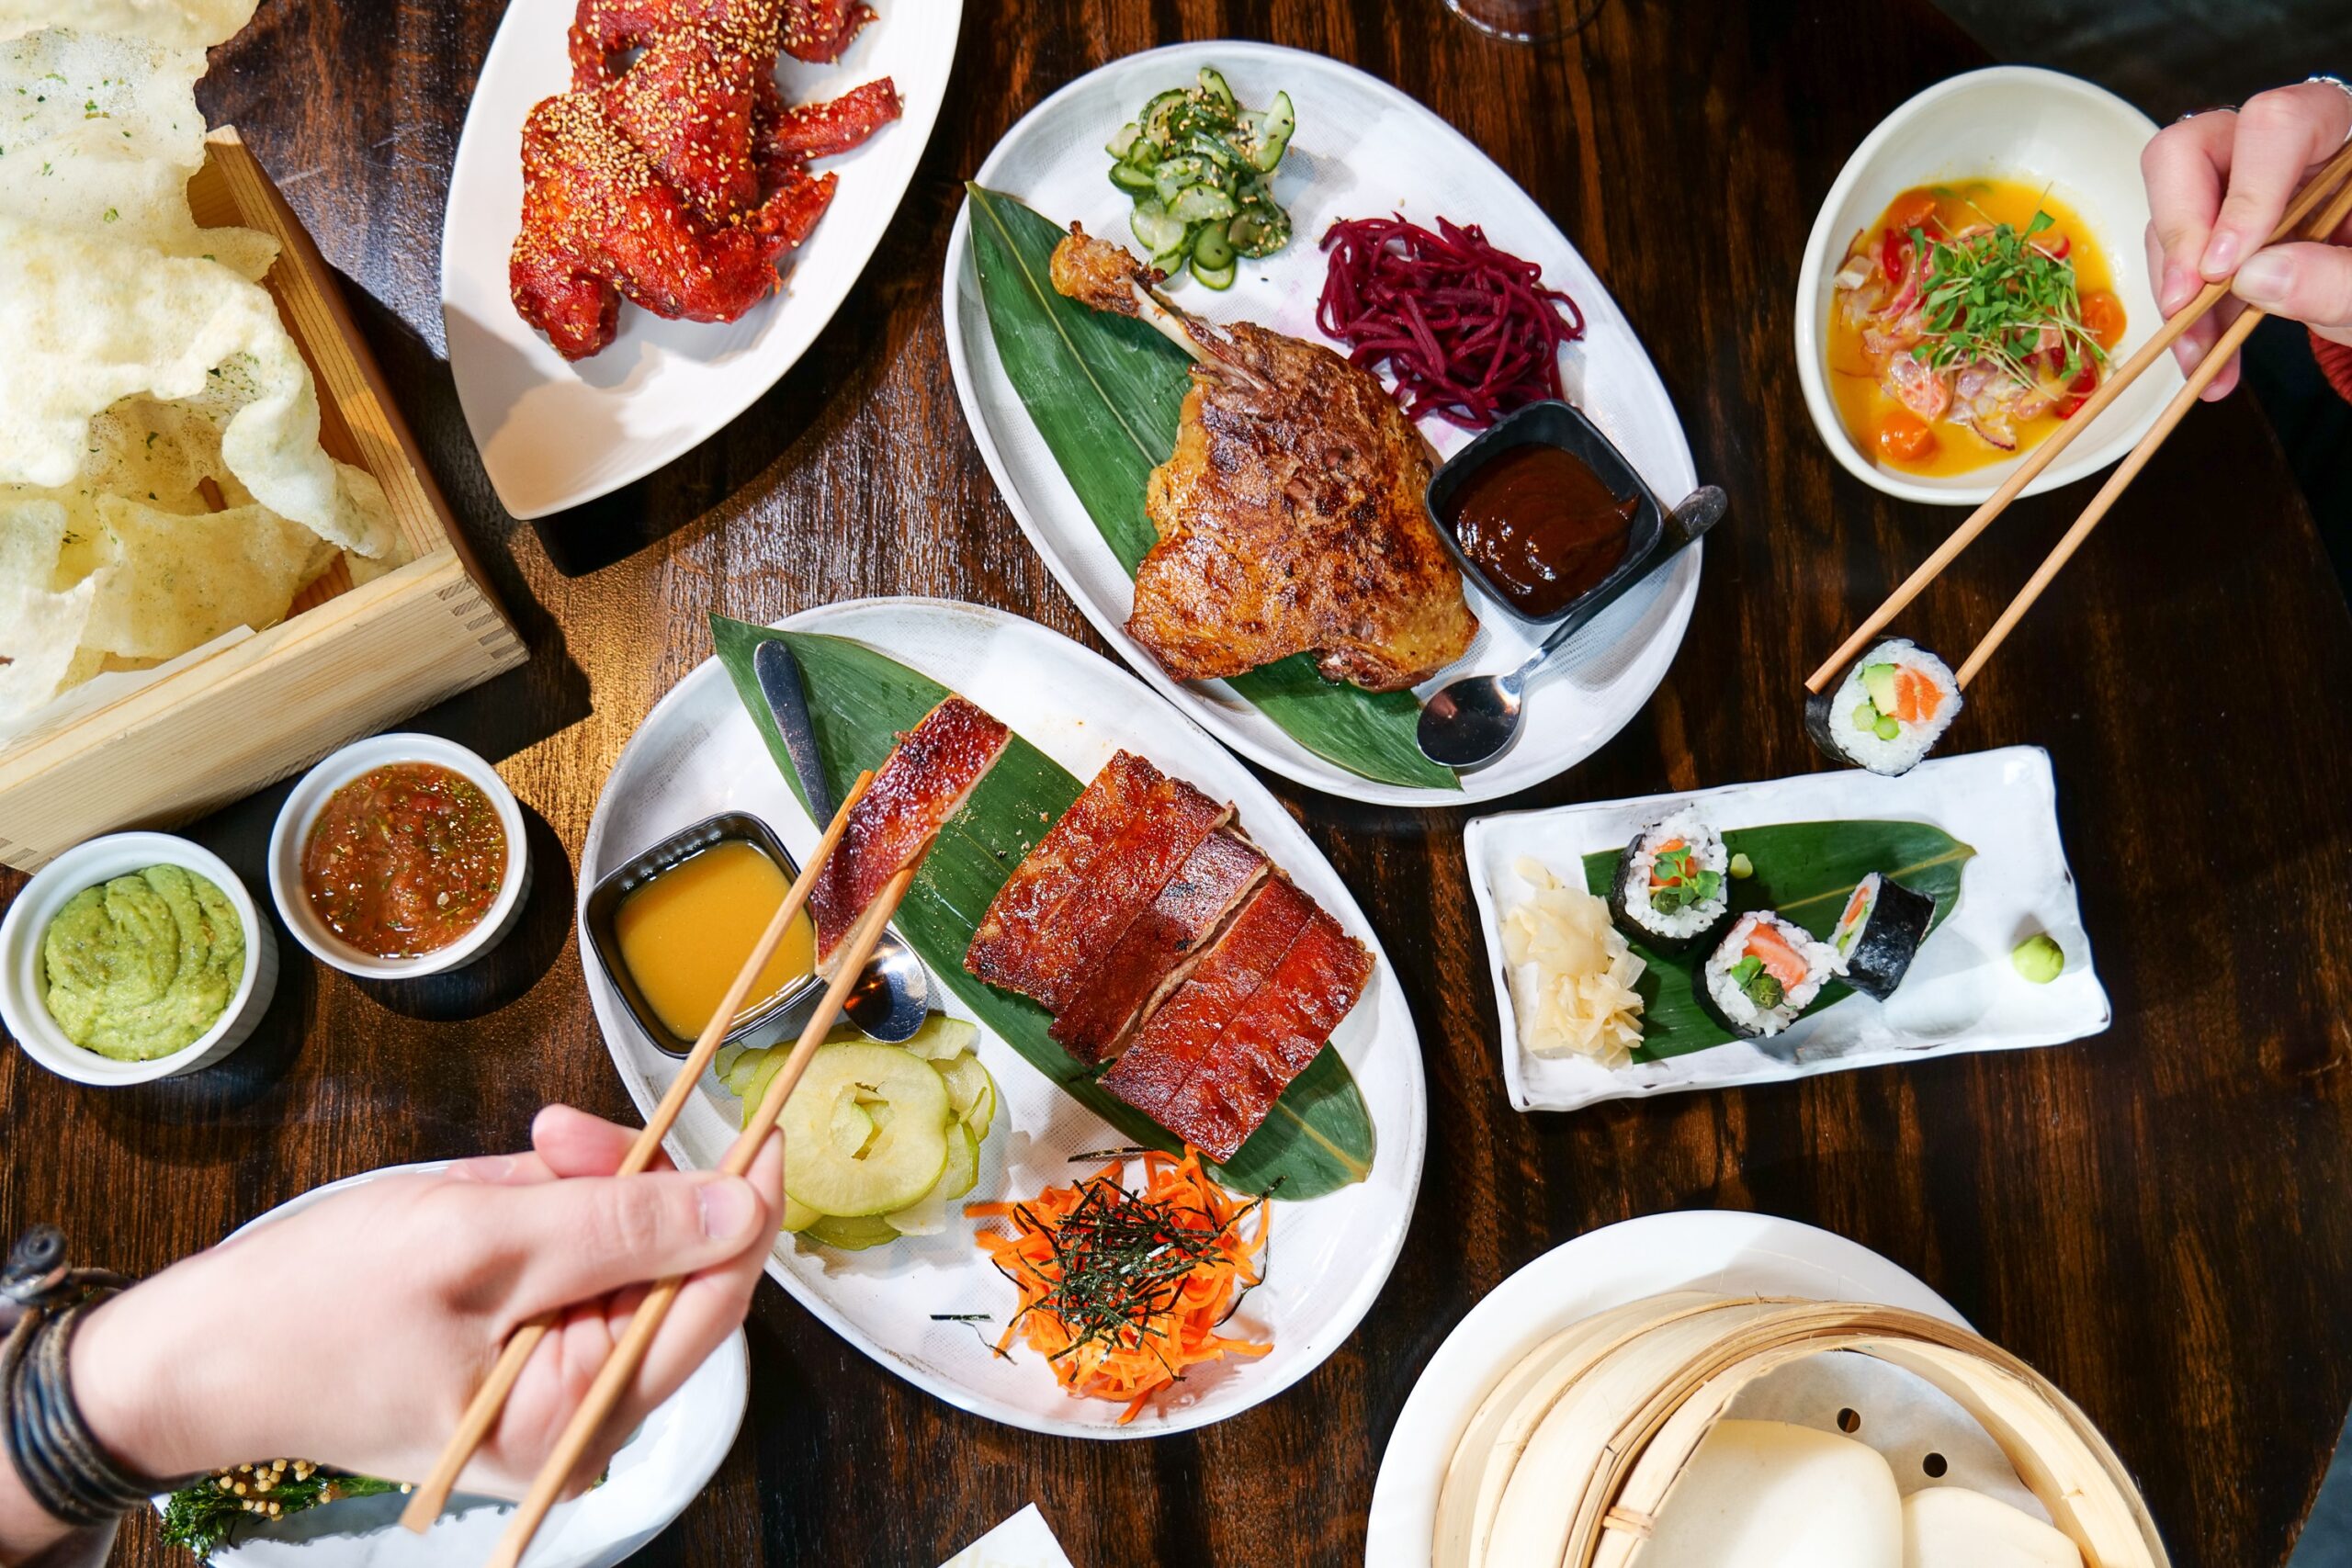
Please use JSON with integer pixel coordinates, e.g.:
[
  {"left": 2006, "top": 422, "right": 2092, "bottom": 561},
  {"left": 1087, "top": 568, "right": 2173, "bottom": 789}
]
[
  {"left": 267, "top": 734, "right": 530, "bottom": 980},
  {"left": 0, "top": 832, "right": 277, "bottom": 1086},
  {"left": 1795, "top": 66, "right": 2177, "bottom": 505},
  {"left": 150, "top": 1162, "right": 748, "bottom": 1568}
]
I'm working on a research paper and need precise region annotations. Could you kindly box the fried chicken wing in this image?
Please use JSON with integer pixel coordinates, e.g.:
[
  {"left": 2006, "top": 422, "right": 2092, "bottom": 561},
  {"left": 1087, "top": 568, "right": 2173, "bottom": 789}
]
[
  {"left": 513, "top": 0, "right": 899, "bottom": 360},
  {"left": 1049, "top": 225, "right": 1478, "bottom": 694}
]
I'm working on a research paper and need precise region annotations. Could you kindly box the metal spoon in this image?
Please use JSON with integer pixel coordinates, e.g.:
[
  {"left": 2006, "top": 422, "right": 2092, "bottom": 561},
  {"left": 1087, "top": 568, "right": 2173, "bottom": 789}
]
[
  {"left": 753, "top": 637, "right": 932, "bottom": 1042},
  {"left": 1419, "top": 485, "right": 1727, "bottom": 770}
]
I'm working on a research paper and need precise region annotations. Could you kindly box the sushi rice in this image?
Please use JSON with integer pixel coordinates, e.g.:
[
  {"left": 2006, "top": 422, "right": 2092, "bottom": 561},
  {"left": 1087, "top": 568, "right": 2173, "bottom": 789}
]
[
  {"left": 1704, "top": 910, "right": 1841, "bottom": 1037},
  {"left": 1806, "top": 638, "right": 1961, "bottom": 775},
  {"left": 1610, "top": 808, "right": 1731, "bottom": 950}
]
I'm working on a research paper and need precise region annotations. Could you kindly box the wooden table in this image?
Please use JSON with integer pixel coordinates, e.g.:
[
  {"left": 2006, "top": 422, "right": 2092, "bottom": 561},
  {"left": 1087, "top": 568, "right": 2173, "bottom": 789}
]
[{"left": 4, "top": 1, "right": 2348, "bottom": 1563}]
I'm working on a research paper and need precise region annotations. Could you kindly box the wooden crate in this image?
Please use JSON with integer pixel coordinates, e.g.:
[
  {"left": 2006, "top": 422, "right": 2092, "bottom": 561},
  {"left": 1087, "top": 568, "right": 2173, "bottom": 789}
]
[{"left": 0, "top": 129, "right": 525, "bottom": 872}]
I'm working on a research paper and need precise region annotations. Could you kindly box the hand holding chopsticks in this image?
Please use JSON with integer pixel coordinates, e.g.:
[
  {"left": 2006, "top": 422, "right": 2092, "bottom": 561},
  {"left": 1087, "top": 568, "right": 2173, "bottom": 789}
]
[
  {"left": 400, "top": 772, "right": 876, "bottom": 1540},
  {"left": 1807, "top": 136, "right": 2352, "bottom": 696},
  {"left": 477, "top": 854, "right": 925, "bottom": 1568}
]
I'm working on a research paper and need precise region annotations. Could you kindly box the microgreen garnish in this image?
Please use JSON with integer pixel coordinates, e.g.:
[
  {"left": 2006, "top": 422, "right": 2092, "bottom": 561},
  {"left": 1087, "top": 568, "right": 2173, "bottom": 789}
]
[{"left": 1910, "top": 209, "right": 2106, "bottom": 387}]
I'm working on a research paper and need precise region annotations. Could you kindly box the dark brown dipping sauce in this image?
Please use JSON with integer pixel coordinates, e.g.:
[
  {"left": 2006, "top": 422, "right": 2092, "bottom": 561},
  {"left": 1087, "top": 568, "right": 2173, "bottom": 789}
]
[{"left": 1442, "top": 443, "right": 1640, "bottom": 618}]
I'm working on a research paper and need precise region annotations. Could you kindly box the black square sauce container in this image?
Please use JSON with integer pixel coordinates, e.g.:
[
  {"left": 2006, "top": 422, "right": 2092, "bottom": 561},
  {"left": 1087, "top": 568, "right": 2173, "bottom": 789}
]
[
  {"left": 581, "top": 812, "right": 824, "bottom": 1060},
  {"left": 1425, "top": 400, "right": 1682, "bottom": 634}
]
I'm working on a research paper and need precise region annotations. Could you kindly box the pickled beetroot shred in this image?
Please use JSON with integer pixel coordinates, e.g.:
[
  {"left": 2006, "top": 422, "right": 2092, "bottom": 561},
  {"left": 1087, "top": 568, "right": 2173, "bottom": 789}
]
[{"left": 1316, "top": 214, "right": 1585, "bottom": 430}]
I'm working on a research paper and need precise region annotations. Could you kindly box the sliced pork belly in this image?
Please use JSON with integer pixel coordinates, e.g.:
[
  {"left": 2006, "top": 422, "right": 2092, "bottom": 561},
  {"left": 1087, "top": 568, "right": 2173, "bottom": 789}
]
[
  {"left": 1178, "top": 908, "right": 1372, "bottom": 1147},
  {"left": 808, "top": 695, "right": 1010, "bottom": 973},
  {"left": 1098, "top": 877, "right": 1315, "bottom": 1159},
  {"left": 964, "top": 751, "right": 1228, "bottom": 1011},
  {"left": 1049, "top": 829, "right": 1268, "bottom": 1063}
]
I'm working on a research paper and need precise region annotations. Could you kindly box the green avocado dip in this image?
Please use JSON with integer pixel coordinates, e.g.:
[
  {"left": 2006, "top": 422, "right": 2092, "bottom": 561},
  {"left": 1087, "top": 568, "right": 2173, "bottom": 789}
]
[{"left": 41, "top": 865, "right": 244, "bottom": 1061}]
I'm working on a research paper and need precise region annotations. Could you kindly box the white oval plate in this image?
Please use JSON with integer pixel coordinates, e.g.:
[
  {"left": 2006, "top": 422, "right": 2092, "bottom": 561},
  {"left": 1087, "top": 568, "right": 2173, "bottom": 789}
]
[
  {"left": 578, "top": 597, "right": 1428, "bottom": 1438},
  {"left": 1464, "top": 744, "right": 2112, "bottom": 1112},
  {"left": 1794, "top": 65, "right": 2177, "bottom": 506},
  {"left": 155, "top": 1162, "right": 748, "bottom": 1568},
  {"left": 442, "top": 0, "right": 961, "bottom": 520},
  {"left": 1365, "top": 1211, "right": 2051, "bottom": 1568},
  {"left": 943, "top": 39, "right": 1701, "bottom": 807}
]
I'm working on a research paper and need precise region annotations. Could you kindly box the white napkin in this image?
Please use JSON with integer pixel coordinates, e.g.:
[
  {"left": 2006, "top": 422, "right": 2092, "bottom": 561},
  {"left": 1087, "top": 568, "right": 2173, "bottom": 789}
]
[{"left": 937, "top": 1505, "right": 1075, "bottom": 1568}]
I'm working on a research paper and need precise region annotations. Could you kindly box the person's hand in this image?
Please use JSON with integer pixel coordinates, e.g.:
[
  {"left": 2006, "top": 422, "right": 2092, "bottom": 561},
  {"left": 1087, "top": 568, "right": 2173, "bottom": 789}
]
[
  {"left": 2142, "top": 78, "right": 2352, "bottom": 400},
  {"left": 68, "top": 1106, "right": 779, "bottom": 1499}
]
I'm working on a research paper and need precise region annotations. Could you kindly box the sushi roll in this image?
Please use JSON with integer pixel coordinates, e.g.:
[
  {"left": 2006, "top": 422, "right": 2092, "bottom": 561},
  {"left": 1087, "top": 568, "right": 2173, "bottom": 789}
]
[
  {"left": 1805, "top": 638, "right": 1961, "bottom": 776},
  {"left": 1608, "top": 809, "right": 1732, "bottom": 953},
  {"left": 1702, "top": 911, "right": 1839, "bottom": 1038},
  {"left": 1828, "top": 872, "right": 1934, "bottom": 999}
]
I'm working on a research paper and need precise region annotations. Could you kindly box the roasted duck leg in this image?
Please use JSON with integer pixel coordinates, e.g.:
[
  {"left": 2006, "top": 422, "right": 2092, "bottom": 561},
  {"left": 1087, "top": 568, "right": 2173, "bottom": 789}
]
[{"left": 1049, "top": 225, "right": 1478, "bottom": 694}]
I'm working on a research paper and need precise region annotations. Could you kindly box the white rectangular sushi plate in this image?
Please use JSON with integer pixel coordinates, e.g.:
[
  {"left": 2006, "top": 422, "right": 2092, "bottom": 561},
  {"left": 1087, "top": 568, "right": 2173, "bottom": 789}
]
[{"left": 1465, "top": 746, "right": 2112, "bottom": 1112}]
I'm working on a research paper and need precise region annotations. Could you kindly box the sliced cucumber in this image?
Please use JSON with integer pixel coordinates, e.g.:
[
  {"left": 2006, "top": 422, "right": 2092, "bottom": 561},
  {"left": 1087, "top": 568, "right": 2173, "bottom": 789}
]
[
  {"left": 1149, "top": 238, "right": 1193, "bottom": 278},
  {"left": 780, "top": 1193, "right": 823, "bottom": 1233},
  {"left": 1138, "top": 86, "right": 1192, "bottom": 142},
  {"left": 804, "top": 1213, "right": 899, "bottom": 1251},
  {"left": 1104, "top": 121, "right": 1141, "bottom": 160},
  {"left": 881, "top": 1124, "right": 978, "bottom": 1235},
  {"left": 777, "top": 1043, "right": 952, "bottom": 1216},
  {"left": 1242, "top": 90, "right": 1295, "bottom": 172},
  {"left": 1196, "top": 65, "right": 1236, "bottom": 112},
  {"left": 1189, "top": 220, "right": 1236, "bottom": 272},
  {"left": 897, "top": 1013, "right": 979, "bottom": 1064},
  {"left": 1107, "top": 158, "right": 1159, "bottom": 197},
  {"left": 938, "top": 1053, "right": 996, "bottom": 1130},
  {"left": 1190, "top": 254, "right": 1237, "bottom": 290},
  {"left": 1188, "top": 128, "right": 1246, "bottom": 171},
  {"left": 1129, "top": 198, "right": 1189, "bottom": 256},
  {"left": 1151, "top": 154, "right": 1216, "bottom": 206},
  {"left": 1229, "top": 201, "right": 1291, "bottom": 258},
  {"left": 1168, "top": 184, "right": 1238, "bottom": 223}
]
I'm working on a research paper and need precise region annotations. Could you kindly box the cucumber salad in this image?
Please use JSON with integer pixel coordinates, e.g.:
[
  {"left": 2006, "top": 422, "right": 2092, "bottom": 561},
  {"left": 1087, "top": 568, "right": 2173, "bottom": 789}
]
[
  {"left": 1105, "top": 65, "right": 1295, "bottom": 288},
  {"left": 718, "top": 1013, "right": 999, "bottom": 1251}
]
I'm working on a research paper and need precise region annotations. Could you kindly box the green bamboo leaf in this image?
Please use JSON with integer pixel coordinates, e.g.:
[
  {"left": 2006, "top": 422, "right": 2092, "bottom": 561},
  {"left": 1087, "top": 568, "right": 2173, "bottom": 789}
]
[
  {"left": 966, "top": 183, "right": 1459, "bottom": 794},
  {"left": 711, "top": 615, "right": 1375, "bottom": 1199},
  {"left": 1577, "top": 819, "right": 1976, "bottom": 1059}
]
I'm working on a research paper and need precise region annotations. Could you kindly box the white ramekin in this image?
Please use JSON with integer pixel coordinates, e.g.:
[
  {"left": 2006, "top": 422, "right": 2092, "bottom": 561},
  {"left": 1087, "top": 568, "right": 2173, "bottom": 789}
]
[
  {"left": 1793, "top": 66, "right": 2179, "bottom": 505},
  {"left": 266, "top": 733, "right": 532, "bottom": 980},
  {"left": 0, "top": 831, "right": 278, "bottom": 1085}
]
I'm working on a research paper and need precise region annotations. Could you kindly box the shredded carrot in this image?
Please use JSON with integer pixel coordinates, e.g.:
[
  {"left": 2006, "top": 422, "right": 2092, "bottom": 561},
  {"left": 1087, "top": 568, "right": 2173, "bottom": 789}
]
[{"left": 967, "top": 1148, "right": 1272, "bottom": 1423}]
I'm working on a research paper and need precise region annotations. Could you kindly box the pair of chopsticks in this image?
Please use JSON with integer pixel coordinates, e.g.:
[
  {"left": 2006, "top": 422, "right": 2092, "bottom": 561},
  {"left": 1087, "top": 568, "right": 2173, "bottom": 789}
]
[
  {"left": 397, "top": 769, "right": 917, "bottom": 1568},
  {"left": 1808, "top": 137, "right": 2352, "bottom": 694}
]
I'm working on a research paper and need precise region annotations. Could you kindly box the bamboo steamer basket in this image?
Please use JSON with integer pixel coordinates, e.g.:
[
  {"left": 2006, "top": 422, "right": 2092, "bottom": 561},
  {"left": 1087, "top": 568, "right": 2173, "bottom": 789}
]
[{"left": 1466, "top": 1293, "right": 2166, "bottom": 1568}]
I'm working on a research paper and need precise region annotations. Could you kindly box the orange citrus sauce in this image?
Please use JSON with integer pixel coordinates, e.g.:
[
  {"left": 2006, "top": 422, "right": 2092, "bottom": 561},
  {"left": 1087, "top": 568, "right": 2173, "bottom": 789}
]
[
  {"left": 1827, "top": 178, "right": 2125, "bottom": 479},
  {"left": 614, "top": 840, "right": 814, "bottom": 1039}
]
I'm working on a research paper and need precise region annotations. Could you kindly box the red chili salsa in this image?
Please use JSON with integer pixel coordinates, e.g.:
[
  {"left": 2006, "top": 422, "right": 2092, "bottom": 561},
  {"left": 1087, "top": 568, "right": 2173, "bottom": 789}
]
[{"left": 301, "top": 762, "right": 508, "bottom": 958}]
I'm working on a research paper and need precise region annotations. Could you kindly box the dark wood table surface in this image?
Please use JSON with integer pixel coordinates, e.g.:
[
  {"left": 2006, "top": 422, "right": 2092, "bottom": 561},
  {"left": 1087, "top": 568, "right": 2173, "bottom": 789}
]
[{"left": 5, "top": 0, "right": 2350, "bottom": 1563}]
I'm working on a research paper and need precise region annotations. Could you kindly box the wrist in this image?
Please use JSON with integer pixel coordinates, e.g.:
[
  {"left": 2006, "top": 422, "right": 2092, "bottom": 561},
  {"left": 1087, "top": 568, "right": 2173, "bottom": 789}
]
[{"left": 67, "top": 1262, "right": 243, "bottom": 1483}]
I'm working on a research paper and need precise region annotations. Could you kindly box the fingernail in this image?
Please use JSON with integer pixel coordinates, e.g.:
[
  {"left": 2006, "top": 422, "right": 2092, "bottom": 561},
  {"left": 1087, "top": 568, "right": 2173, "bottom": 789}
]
[
  {"left": 697, "top": 1177, "right": 759, "bottom": 1240},
  {"left": 2233, "top": 250, "right": 2291, "bottom": 304},
  {"left": 2161, "top": 263, "right": 2193, "bottom": 313},
  {"left": 2201, "top": 230, "right": 2241, "bottom": 276}
]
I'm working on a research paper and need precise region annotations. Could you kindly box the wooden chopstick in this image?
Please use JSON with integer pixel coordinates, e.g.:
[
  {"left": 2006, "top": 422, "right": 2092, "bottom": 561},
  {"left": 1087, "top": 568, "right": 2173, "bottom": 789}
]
[
  {"left": 398, "top": 771, "right": 874, "bottom": 1535},
  {"left": 1805, "top": 136, "right": 2352, "bottom": 694},
  {"left": 480, "top": 855, "right": 927, "bottom": 1568},
  {"left": 1952, "top": 164, "right": 2352, "bottom": 689}
]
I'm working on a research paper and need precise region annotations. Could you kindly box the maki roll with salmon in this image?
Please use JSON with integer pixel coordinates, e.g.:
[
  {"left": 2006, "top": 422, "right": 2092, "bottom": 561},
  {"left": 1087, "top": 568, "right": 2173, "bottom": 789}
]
[
  {"left": 1609, "top": 809, "right": 1731, "bottom": 953},
  {"left": 1806, "top": 638, "right": 1961, "bottom": 776},
  {"left": 1702, "top": 911, "right": 1839, "bottom": 1038},
  {"left": 1829, "top": 872, "right": 1934, "bottom": 999}
]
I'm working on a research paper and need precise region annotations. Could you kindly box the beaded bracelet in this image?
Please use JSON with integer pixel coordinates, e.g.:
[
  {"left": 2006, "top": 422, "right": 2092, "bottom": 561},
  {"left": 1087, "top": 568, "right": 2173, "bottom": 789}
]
[{"left": 0, "top": 1226, "right": 183, "bottom": 1528}]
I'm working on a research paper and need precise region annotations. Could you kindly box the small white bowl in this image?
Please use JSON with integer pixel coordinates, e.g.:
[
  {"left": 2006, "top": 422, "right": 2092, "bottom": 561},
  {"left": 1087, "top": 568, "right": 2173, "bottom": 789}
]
[
  {"left": 0, "top": 831, "right": 278, "bottom": 1085},
  {"left": 268, "top": 733, "right": 532, "bottom": 980},
  {"left": 1794, "top": 66, "right": 2181, "bottom": 505}
]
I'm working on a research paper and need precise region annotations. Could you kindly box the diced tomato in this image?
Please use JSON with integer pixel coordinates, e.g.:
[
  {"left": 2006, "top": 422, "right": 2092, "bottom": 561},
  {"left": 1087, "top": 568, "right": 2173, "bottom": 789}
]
[
  {"left": 1892, "top": 666, "right": 1940, "bottom": 722},
  {"left": 1891, "top": 190, "right": 1940, "bottom": 233},
  {"left": 1878, "top": 411, "right": 1936, "bottom": 462},
  {"left": 1746, "top": 923, "right": 1811, "bottom": 989},
  {"left": 2053, "top": 363, "right": 2099, "bottom": 420},
  {"left": 2031, "top": 231, "right": 2072, "bottom": 261},
  {"left": 2080, "top": 290, "right": 2125, "bottom": 349}
]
